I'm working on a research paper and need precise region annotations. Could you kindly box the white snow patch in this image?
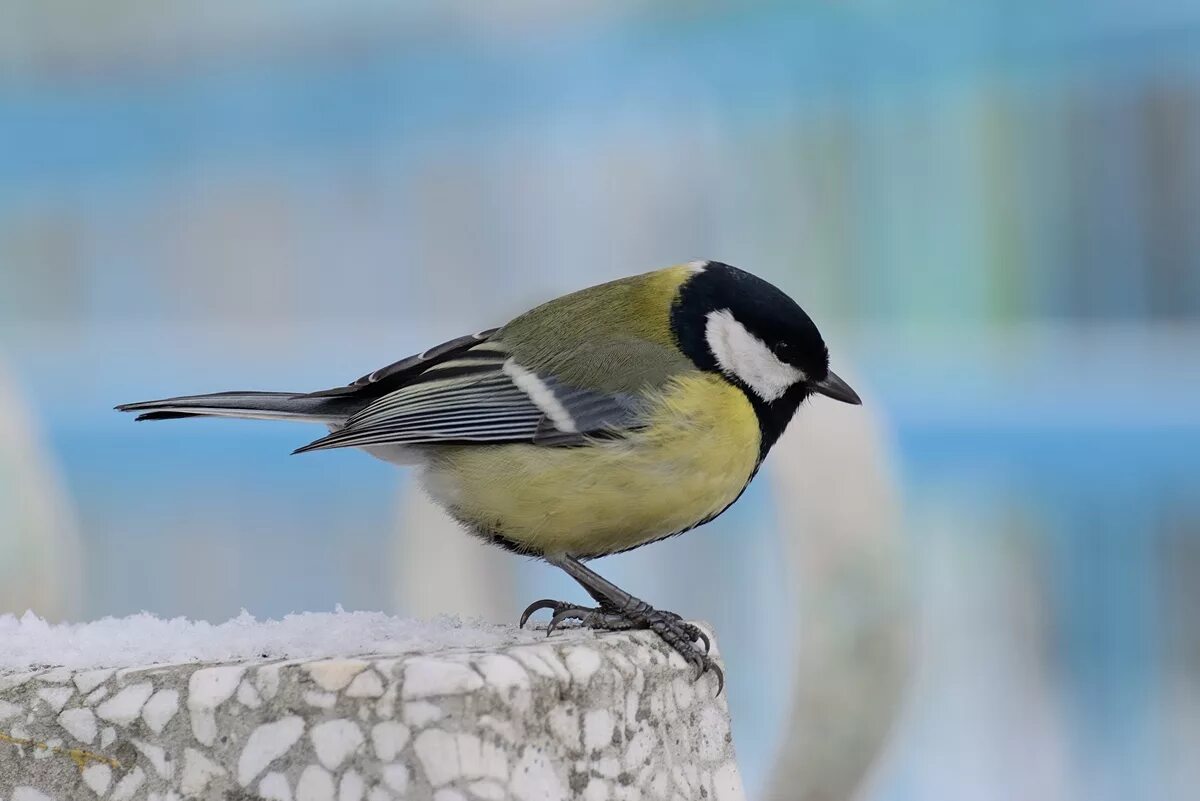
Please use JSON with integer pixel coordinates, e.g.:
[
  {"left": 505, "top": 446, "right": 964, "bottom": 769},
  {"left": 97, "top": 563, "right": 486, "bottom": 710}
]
[{"left": 0, "top": 609, "right": 576, "bottom": 673}]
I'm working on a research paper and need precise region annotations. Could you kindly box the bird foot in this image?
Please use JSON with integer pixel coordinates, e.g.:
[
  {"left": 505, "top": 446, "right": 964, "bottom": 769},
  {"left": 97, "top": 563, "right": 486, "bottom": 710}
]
[{"left": 519, "top": 598, "right": 723, "bottom": 695}]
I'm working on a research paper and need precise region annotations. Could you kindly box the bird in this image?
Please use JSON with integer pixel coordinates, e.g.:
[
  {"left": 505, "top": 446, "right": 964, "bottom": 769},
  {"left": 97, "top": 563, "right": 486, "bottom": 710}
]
[{"left": 117, "top": 261, "right": 861, "bottom": 692}]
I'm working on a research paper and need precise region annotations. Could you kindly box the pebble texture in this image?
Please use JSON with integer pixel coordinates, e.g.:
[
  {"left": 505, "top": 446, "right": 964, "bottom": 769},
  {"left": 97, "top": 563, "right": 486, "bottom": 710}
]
[{"left": 0, "top": 628, "right": 742, "bottom": 800}]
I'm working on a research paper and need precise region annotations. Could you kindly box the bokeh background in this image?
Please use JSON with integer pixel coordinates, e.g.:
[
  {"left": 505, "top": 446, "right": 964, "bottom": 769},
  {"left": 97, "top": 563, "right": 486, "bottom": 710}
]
[{"left": 2, "top": 3, "right": 1198, "bottom": 800}]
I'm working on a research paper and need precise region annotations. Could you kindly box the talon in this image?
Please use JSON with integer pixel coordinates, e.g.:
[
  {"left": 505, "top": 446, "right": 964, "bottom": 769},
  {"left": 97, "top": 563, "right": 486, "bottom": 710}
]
[
  {"left": 519, "top": 599, "right": 560, "bottom": 628},
  {"left": 517, "top": 595, "right": 723, "bottom": 695},
  {"left": 711, "top": 663, "right": 725, "bottom": 696},
  {"left": 547, "top": 608, "right": 585, "bottom": 636}
]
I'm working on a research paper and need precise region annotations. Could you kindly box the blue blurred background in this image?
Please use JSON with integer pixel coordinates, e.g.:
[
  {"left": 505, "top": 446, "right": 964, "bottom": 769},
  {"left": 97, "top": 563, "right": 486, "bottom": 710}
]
[{"left": 2, "top": 3, "right": 1198, "bottom": 800}]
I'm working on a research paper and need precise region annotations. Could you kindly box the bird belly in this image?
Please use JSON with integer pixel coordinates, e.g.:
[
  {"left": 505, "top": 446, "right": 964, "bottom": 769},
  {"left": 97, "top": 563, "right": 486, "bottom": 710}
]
[
  {"left": 419, "top": 374, "right": 761, "bottom": 557},
  {"left": 360, "top": 444, "right": 428, "bottom": 466}
]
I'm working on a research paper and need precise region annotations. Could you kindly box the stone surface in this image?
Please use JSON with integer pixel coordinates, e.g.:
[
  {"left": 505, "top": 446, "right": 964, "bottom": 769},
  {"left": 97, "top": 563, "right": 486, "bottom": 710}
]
[{"left": 0, "top": 628, "right": 742, "bottom": 800}]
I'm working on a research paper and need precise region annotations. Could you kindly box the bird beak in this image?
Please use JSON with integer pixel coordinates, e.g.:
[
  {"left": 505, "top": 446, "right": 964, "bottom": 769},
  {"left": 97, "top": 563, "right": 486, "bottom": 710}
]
[{"left": 813, "top": 370, "right": 862, "bottom": 405}]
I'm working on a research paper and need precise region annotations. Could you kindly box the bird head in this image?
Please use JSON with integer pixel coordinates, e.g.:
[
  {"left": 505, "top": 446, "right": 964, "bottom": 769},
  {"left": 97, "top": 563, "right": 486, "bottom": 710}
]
[{"left": 670, "top": 261, "right": 860, "bottom": 427}]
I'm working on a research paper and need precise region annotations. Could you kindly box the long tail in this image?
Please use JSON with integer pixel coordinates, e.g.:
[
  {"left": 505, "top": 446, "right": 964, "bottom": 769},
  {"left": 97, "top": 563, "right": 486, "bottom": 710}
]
[{"left": 115, "top": 390, "right": 360, "bottom": 423}]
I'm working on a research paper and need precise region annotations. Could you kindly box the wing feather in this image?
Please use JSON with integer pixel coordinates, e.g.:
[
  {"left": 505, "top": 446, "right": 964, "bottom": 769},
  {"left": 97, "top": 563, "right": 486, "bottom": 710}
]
[
  {"left": 351, "top": 328, "right": 502, "bottom": 387},
  {"left": 293, "top": 342, "right": 645, "bottom": 454}
]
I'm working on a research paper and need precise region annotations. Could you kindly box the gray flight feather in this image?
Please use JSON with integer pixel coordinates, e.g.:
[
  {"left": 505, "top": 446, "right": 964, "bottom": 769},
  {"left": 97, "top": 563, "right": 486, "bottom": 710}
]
[
  {"left": 114, "top": 391, "right": 358, "bottom": 423},
  {"left": 292, "top": 343, "right": 646, "bottom": 454},
  {"left": 117, "top": 332, "right": 650, "bottom": 451}
]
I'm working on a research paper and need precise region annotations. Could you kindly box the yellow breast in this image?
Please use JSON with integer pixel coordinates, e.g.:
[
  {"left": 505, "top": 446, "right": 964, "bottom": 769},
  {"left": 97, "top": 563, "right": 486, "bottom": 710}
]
[{"left": 421, "top": 373, "right": 762, "bottom": 557}]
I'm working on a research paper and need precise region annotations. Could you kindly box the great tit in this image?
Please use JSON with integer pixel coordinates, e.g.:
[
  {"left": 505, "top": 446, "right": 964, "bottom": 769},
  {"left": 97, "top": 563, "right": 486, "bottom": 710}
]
[{"left": 118, "top": 261, "right": 861, "bottom": 692}]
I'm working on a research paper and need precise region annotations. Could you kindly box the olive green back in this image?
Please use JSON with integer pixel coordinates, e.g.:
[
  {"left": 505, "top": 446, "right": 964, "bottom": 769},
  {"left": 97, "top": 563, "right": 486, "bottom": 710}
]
[{"left": 497, "top": 266, "right": 698, "bottom": 394}]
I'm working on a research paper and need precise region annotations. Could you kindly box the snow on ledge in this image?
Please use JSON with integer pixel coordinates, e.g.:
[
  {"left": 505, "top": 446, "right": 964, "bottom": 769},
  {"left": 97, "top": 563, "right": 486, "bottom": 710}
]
[
  {"left": 0, "top": 608, "right": 592, "bottom": 674},
  {"left": 0, "top": 612, "right": 743, "bottom": 801}
]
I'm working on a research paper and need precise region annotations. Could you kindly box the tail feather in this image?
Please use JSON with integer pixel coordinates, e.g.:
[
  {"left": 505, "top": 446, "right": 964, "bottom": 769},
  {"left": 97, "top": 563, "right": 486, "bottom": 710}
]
[
  {"left": 132, "top": 411, "right": 206, "bottom": 422},
  {"left": 115, "top": 390, "right": 358, "bottom": 424}
]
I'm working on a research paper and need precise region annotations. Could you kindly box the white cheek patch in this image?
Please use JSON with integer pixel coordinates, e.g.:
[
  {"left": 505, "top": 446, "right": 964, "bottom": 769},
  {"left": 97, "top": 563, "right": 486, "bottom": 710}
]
[{"left": 704, "top": 309, "right": 806, "bottom": 402}]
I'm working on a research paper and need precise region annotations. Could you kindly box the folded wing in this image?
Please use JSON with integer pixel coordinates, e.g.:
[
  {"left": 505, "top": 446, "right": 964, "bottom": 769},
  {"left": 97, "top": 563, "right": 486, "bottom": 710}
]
[{"left": 293, "top": 337, "right": 645, "bottom": 453}]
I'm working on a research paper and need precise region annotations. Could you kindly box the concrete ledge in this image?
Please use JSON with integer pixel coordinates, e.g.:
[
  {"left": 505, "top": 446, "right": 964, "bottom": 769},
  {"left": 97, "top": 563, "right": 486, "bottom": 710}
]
[{"left": 0, "top": 626, "right": 741, "bottom": 801}]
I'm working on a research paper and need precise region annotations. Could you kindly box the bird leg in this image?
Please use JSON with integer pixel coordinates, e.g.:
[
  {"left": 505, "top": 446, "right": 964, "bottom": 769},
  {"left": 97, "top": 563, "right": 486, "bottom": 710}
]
[{"left": 519, "top": 554, "right": 723, "bottom": 694}]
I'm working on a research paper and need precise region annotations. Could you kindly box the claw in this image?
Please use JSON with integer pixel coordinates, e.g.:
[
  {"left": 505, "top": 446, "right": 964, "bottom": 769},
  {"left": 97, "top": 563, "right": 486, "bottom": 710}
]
[
  {"left": 516, "top": 596, "right": 724, "bottom": 697},
  {"left": 546, "top": 607, "right": 586, "bottom": 636},
  {"left": 519, "top": 599, "right": 561, "bottom": 628},
  {"left": 711, "top": 663, "right": 725, "bottom": 696}
]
